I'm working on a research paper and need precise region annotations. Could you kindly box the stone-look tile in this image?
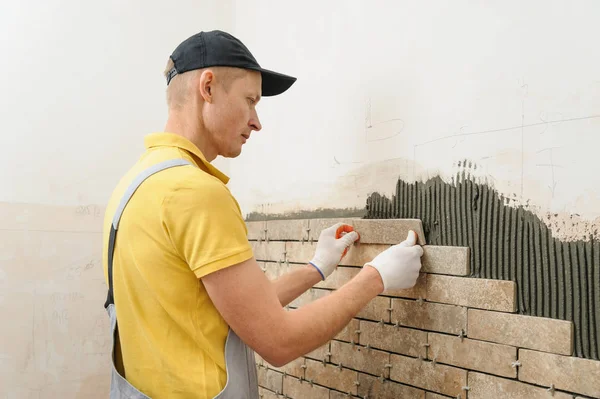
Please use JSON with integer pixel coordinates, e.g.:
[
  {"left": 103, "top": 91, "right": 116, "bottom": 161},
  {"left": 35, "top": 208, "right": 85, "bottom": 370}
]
[
  {"left": 468, "top": 309, "right": 574, "bottom": 356},
  {"left": 385, "top": 273, "right": 427, "bottom": 299},
  {"left": 422, "top": 246, "right": 469, "bottom": 276},
  {"left": 309, "top": 218, "right": 426, "bottom": 245},
  {"left": 519, "top": 349, "right": 600, "bottom": 398},
  {"left": 335, "top": 319, "right": 360, "bottom": 344},
  {"left": 330, "top": 392, "right": 361, "bottom": 399},
  {"left": 257, "top": 367, "right": 283, "bottom": 393},
  {"left": 468, "top": 372, "right": 573, "bottom": 399},
  {"left": 427, "top": 275, "right": 516, "bottom": 312},
  {"left": 255, "top": 351, "right": 265, "bottom": 366},
  {"left": 286, "top": 241, "right": 390, "bottom": 267},
  {"left": 427, "top": 333, "right": 517, "bottom": 378},
  {"left": 330, "top": 340, "right": 390, "bottom": 377},
  {"left": 360, "top": 320, "right": 427, "bottom": 358},
  {"left": 316, "top": 266, "right": 360, "bottom": 289},
  {"left": 357, "top": 373, "right": 425, "bottom": 399},
  {"left": 424, "top": 393, "right": 451, "bottom": 399},
  {"left": 307, "top": 218, "right": 363, "bottom": 242},
  {"left": 251, "top": 241, "right": 286, "bottom": 262},
  {"left": 289, "top": 288, "right": 331, "bottom": 308},
  {"left": 267, "top": 357, "right": 305, "bottom": 379},
  {"left": 265, "top": 219, "right": 310, "bottom": 241},
  {"left": 389, "top": 354, "right": 467, "bottom": 397},
  {"left": 305, "top": 342, "right": 330, "bottom": 362},
  {"left": 261, "top": 261, "right": 296, "bottom": 281},
  {"left": 285, "top": 242, "right": 317, "bottom": 264},
  {"left": 305, "top": 358, "right": 359, "bottom": 395},
  {"left": 282, "top": 375, "right": 330, "bottom": 399},
  {"left": 392, "top": 299, "right": 467, "bottom": 335},
  {"left": 246, "top": 220, "right": 266, "bottom": 240},
  {"left": 357, "top": 296, "right": 391, "bottom": 323},
  {"left": 341, "top": 244, "right": 391, "bottom": 267},
  {"left": 258, "top": 387, "right": 279, "bottom": 399}
]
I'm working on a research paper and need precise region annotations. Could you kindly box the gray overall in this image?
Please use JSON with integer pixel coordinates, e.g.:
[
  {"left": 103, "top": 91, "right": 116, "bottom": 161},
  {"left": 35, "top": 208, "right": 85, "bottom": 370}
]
[{"left": 104, "top": 159, "right": 259, "bottom": 399}]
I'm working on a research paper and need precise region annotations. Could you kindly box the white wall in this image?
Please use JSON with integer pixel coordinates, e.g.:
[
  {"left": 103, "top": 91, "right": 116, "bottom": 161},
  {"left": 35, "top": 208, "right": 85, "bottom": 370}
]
[
  {"left": 0, "top": 1, "right": 232, "bottom": 397},
  {"left": 0, "top": 0, "right": 232, "bottom": 206},
  {"left": 226, "top": 0, "right": 600, "bottom": 240}
]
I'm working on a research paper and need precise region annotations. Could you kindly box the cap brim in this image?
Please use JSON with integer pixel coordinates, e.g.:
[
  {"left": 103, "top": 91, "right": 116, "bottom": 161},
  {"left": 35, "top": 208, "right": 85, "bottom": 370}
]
[{"left": 252, "top": 67, "right": 297, "bottom": 97}]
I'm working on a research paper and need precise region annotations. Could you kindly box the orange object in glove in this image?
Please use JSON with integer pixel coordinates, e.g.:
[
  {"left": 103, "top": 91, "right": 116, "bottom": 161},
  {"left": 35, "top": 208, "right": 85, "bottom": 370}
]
[{"left": 335, "top": 224, "right": 360, "bottom": 259}]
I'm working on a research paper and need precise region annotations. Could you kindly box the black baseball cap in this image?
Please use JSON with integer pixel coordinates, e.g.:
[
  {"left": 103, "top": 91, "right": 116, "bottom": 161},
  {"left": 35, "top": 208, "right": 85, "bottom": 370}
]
[{"left": 166, "top": 30, "right": 296, "bottom": 97}]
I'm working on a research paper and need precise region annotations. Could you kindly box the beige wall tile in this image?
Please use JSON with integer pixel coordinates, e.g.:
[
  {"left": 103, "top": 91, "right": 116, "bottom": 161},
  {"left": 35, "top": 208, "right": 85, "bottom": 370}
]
[
  {"left": 261, "top": 261, "right": 298, "bottom": 280},
  {"left": 305, "top": 342, "right": 330, "bottom": 362},
  {"left": 357, "top": 296, "right": 392, "bottom": 323},
  {"left": 341, "top": 243, "right": 390, "bottom": 267},
  {"left": 360, "top": 320, "right": 427, "bottom": 358},
  {"left": 283, "top": 375, "right": 330, "bottom": 399},
  {"left": 330, "top": 391, "right": 361, "bottom": 399},
  {"left": 519, "top": 349, "right": 600, "bottom": 398},
  {"left": 286, "top": 241, "right": 389, "bottom": 268},
  {"left": 392, "top": 299, "right": 467, "bottom": 335},
  {"left": 316, "top": 266, "right": 359, "bottom": 289},
  {"left": 389, "top": 354, "right": 467, "bottom": 397},
  {"left": 309, "top": 218, "right": 426, "bottom": 245},
  {"left": 468, "top": 309, "right": 574, "bottom": 356},
  {"left": 246, "top": 220, "right": 266, "bottom": 240},
  {"left": 469, "top": 372, "right": 573, "bottom": 399},
  {"left": 357, "top": 373, "right": 425, "bottom": 399},
  {"left": 308, "top": 218, "right": 361, "bottom": 242},
  {"left": 266, "top": 357, "right": 305, "bottom": 379},
  {"left": 428, "top": 333, "right": 517, "bottom": 378},
  {"left": 427, "top": 275, "right": 516, "bottom": 312},
  {"left": 257, "top": 367, "right": 283, "bottom": 393},
  {"left": 288, "top": 288, "right": 330, "bottom": 308},
  {"left": 305, "top": 358, "right": 358, "bottom": 395},
  {"left": 385, "top": 273, "right": 427, "bottom": 299},
  {"left": 424, "top": 393, "right": 452, "bottom": 399},
  {"left": 266, "top": 219, "right": 309, "bottom": 241},
  {"left": 258, "top": 387, "right": 279, "bottom": 399},
  {"left": 422, "top": 245, "right": 469, "bottom": 276},
  {"left": 335, "top": 318, "right": 360, "bottom": 344},
  {"left": 330, "top": 341, "right": 390, "bottom": 377},
  {"left": 251, "top": 241, "right": 285, "bottom": 262},
  {"left": 285, "top": 241, "right": 317, "bottom": 264}
]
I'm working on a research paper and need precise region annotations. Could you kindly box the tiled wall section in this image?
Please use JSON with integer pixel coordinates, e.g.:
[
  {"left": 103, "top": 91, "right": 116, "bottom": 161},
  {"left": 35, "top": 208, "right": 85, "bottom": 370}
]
[{"left": 248, "top": 218, "right": 600, "bottom": 399}]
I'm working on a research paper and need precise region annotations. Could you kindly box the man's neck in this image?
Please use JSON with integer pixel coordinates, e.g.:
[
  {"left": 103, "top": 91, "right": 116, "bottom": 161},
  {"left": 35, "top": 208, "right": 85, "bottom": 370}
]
[{"left": 164, "top": 111, "right": 217, "bottom": 162}]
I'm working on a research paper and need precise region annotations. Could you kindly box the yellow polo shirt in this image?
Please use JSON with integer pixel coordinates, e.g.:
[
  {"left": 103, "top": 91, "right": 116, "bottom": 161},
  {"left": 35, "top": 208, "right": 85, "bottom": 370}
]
[{"left": 102, "top": 132, "right": 254, "bottom": 398}]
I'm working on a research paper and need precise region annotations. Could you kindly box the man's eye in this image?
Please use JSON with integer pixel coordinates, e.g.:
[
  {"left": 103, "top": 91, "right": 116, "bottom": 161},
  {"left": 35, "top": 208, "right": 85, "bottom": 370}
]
[{"left": 248, "top": 97, "right": 256, "bottom": 104}]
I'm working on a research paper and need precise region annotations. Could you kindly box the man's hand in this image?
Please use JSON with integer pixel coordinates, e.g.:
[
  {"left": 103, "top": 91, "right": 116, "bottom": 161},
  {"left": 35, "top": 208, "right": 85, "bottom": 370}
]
[
  {"left": 309, "top": 223, "right": 359, "bottom": 280},
  {"left": 364, "top": 230, "right": 423, "bottom": 291}
]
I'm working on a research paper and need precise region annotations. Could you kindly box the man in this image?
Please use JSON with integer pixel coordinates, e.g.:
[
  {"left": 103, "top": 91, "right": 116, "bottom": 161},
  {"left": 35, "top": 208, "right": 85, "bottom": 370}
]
[{"left": 102, "top": 30, "right": 423, "bottom": 399}]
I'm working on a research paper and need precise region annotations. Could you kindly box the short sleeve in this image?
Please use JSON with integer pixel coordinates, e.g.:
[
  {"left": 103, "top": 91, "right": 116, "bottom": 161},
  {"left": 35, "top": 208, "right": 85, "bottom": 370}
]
[{"left": 162, "top": 178, "right": 254, "bottom": 278}]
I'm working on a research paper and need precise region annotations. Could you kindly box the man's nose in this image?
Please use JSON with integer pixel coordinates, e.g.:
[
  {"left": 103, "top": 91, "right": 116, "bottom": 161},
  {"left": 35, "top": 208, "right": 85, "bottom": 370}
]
[{"left": 250, "top": 110, "right": 262, "bottom": 131}]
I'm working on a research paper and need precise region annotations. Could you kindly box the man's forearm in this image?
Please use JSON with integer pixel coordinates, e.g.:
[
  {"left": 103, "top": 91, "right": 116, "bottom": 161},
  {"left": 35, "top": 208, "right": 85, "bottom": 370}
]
[
  {"left": 275, "top": 266, "right": 384, "bottom": 364},
  {"left": 271, "top": 264, "right": 322, "bottom": 307}
]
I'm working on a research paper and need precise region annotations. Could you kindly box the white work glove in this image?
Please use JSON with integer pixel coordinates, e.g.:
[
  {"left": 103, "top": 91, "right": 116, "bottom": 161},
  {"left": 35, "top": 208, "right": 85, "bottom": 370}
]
[
  {"left": 364, "top": 230, "right": 424, "bottom": 291},
  {"left": 309, "top": 223, "right": 360, "bottom": 280}
]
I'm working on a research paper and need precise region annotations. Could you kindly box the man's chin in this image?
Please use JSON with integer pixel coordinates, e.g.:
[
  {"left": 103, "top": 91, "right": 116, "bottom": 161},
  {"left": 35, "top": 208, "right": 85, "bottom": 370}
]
[{"left": 221, "top": 148, "right": 243, "bottom": 159}]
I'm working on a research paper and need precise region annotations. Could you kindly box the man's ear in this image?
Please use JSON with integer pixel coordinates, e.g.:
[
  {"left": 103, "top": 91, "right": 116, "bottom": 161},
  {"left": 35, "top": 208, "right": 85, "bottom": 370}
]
[{"left": 198, "top": 70, "right": 215, "bottom": 103}]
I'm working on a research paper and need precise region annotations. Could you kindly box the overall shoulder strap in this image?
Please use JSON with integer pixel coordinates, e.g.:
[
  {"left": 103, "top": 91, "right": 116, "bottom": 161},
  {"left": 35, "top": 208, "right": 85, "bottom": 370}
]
[{"left": 104, "top": 159, "right": 193, "bottom": 309}]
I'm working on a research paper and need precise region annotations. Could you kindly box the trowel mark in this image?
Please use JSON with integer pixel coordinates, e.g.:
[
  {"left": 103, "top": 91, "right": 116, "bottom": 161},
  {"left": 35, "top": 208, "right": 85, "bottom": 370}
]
[{"left": 367, "top": 176, "right": 600, "bottom": 360}]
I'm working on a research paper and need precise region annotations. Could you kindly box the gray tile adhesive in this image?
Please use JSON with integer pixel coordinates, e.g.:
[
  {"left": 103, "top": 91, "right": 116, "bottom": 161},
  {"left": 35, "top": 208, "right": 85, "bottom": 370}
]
[{"left": 366, "top": 176, "right": 599, "bottom": 360}]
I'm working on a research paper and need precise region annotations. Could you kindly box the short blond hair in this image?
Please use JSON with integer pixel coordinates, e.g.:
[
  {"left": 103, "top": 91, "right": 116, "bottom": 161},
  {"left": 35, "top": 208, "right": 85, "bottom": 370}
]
[{"left": 163, "top": 58, "right": 246, "bottom": 109}]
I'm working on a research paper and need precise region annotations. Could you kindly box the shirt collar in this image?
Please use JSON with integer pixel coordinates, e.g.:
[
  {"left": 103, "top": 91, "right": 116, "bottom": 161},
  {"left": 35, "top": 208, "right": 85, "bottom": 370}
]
[{"left": 144, "top": 132, "right": 229, "bottom": 184}]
